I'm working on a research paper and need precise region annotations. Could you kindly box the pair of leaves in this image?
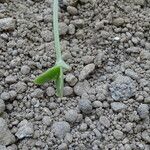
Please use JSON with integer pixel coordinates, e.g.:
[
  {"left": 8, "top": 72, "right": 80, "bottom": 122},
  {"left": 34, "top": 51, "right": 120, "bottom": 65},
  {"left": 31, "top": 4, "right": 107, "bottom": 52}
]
[{"left": 34, "top": 66, "right": 64, "bottom": 97}]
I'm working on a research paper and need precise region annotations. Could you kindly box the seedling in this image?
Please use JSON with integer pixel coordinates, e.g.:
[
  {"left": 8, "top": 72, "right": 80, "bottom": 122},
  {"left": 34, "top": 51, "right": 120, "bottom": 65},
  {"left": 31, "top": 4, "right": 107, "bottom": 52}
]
[{"left": 34, "top": 0, "right": 70, "bottom": 97}]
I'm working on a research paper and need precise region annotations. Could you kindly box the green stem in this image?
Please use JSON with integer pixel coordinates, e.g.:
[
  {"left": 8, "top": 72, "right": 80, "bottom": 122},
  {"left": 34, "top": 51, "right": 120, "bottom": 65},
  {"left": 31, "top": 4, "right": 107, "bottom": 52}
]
[{"left": 53, "top": 0, "right": 62, "bottom": 62}]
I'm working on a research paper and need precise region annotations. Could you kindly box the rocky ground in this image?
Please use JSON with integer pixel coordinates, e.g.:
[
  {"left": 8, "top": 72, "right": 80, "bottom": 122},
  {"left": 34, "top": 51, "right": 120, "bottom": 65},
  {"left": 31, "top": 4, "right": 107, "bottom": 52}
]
[{"left": 0, "top": 0, "right": 150, "bottom": 149}]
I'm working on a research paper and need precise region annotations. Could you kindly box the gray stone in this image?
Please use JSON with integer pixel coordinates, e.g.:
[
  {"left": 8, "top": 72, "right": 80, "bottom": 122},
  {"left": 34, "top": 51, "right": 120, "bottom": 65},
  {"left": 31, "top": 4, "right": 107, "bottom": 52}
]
[
  {"left": 42, "top": 116, "right": 51, "bottom": 126},
  {"left": 15, "top": 82, "right": 27, "bottom": 94},
  {"left": 31, "top": 88, "right": 43, "bottom": 98},
  {"left": 113, "top": 130, "right": 123, "bottom": 140},
  {"left": 41, "top": 30, "right": 52, "bottom": 42},
  {"left": 124, "top": 123, "right": 133, "bottom": 132},
  {"left": 73, "top": 19, "right": 84, "bottom": 28},
  {"left": 58, "top": 143, "right": 68, "bottom": 150},
  {"left": 124, "top": 144, "right": 132, "bottom": 150},
  {"left": 109, "top": 75, "right": 136, "bottom": 101},
  {"left": 15, "top": 120, "right": 34, "bottom": 139},
  {"left": 137, "top": 104, "right": 149, "bottom": 119},
  {"left": 125, "top": 69, "right": 139, "bottom": 80},
  {"left": 126, "top": 47, "right": 140, "bottom": 53},
  {"left": 68, "top": 24, "right": 75, "bottom": 35},
  {"left": 113, "top": 18, "right": 125, "bottom": 27},
  {"left": 0, "top": 99, "right": 5, "bottom": 114},
  {"left": 0, "top": 118, "right": 16, "bottom": 145},
  {"left": 93, "top": 101, "right": 102, "bottom": 108},
  {"left": 0, "top": 145, "right": 7, "bottom": 150},
  {"left": 111, "top": 102, "right": 127, "bottom": 112},
  {"left": 5, "top": 75, "right": 17, "bottom": 84},
  {"left": 64, "top": 133, "right": 73, "bottom": 143},
  {"left": 144, "top": 97, "right": 150, "bottom": 104},
  {"left": 21, "top": 65, "right": 31, "bottom": 75},
  {"left": 65, "top": 109, "right": 78, "bottom": 123},
  {"left": 1, "top": 92, "right": 10, "bottom": 101},
  {"left": 80, "top": 123, "right": 87, "bottom": 131},
  {"left": 79, "top": 63, "right": 95, "bottom": 81},
  {"left": 74, "top": 81, "right": 90, "bottom": 96},
  {"left": 99, "top": 116, "right": 110, "bottom": 128},
  {"left": 46, "top": 87, "right": 55, "bottom": 97},
  {"left": 63, "top": 0, "right": 78, "bottom": 6},
  {"left": 140, "top": 50, "right": 150, "bottom": 60},
  {"left": 9, "top": 90, "right": 17, "bottom": 100},
  {"left": 63, "top": 86, "right": 73, "bottom": 96},
  {"left": 80, "top": 0, "right": 89, "bottom": 3},
  {"left": 94, "top": 50, "right": 104, "bottom": 67},
  {"left": 133, "top": 0, "right": 145, "bottom": 6},
  {"left": 65, "top": 74, "right": 77, "bottom": 86},
  {"left": 141, "top": 130, "right": 150, "bottom": 143},
  {"left": 59, "top": 22, "right": 68, "bottom": 35},
  {"left": 52, "top": 121, "right": 70, "bottom": 139},
  {"left": 78, "top": 99, "right": 92, "bottom": 114},
  {"left": 67, "top": 6, "right": 78, "bottom": 15},
  {"left": 0, "top": 18, "right": 15, "bottom": 31},
  {"left": 82, "top": 56, "right": 95, "bottom": 65}
]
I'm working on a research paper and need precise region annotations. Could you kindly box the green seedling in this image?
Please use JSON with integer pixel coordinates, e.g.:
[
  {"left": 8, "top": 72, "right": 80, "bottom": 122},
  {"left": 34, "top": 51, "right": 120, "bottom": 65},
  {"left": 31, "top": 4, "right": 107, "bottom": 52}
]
[{"left": 34, "top": 0, "right": 70, "bottom": 97}]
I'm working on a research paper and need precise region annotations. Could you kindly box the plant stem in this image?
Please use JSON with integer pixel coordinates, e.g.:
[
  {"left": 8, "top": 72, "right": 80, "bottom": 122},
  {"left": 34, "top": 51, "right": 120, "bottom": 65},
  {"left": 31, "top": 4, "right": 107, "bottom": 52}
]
[{"left": 53, "top": 0, "right": 62, "bottom": 62}]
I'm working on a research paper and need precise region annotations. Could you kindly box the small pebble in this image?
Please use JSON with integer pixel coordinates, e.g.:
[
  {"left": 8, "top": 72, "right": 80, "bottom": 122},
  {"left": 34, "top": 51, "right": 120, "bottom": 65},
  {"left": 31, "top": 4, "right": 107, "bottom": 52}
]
[
  {"left": 79, "top": 63, "right": 95, "bottom": 81},
  {"left": 113, "top": 130, "right": 123, "bottom": 140},
  {"left": 99, "top": 116, "right": 110, "bottom": 128},
  {"left": 21, "top": 65, "right": 31, "bottom": 75},
  {"left": 0, "top": 99, "right": 5, "bottom": 114},
  {"left": 1, "top": 92, "right": 10, "bottom": 101},
  {"left": 52, "top": 121, "right": 70, "bottom": 139},
  {"left": 65, "top": 109, "right": 78, "bottom": 123},
  {"left": 111, "top": 102, "right": 127, "bottom": 112},
  {"left": 137, "top": 104, "right": 149, "bottom": 119},
  {"left": 78, "top": 98, "right": 93, "bottom": 114},
  {"left": 46, "top": 87, "right": 55, "bottom": 97}
]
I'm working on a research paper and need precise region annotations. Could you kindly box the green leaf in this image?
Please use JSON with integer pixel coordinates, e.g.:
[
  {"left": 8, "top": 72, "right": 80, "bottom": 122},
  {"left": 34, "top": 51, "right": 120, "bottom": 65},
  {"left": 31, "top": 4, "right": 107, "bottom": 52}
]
[
  {"left": 56, "top": 67, "right": 64, "bottom": 97},
  {"left": 34, "top": 66, "right": 60, "bottom": 85}
]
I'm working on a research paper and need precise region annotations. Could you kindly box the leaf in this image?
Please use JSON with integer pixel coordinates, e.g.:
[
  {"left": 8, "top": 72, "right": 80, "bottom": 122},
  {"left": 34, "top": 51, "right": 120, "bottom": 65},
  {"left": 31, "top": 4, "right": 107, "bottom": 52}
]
[
  {"left": 34, "top": 66, "right": 60, "bottom": 85},
  {"left": 56, "top": 67, "right": 64, "bottom": 97}
]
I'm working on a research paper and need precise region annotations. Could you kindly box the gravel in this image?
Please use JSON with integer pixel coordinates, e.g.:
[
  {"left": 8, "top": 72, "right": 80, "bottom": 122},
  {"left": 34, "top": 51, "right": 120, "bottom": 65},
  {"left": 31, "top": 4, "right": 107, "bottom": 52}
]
[
  {"left": 141, "top": 130, "right": 150, "bottom": 143},
  {"left": 15, "top": 81, "right": 27, "bottom": 94},
  {"left": 137, "top": 104, "right": 149, "bottom": 119},
  {"left": 31, "top": 88, "right": 43, "bottom": 98},
  {"left": 15, "top": 120, "right": 34, "bottom": 139},
  {"left": 111, "top": 102, "right": 127, "bottom": 112},
  {"left": 5, "top": 75, "right": 17, "bottom": 83},
  {"left": 58, "top": 143, "right": 68, "bottom": 150},
  {"left": 63, "top": 86, "right": 73, "bottom": 96},
  {"left": 78, "top": 98, "right": 93, "bottom": 114},
  {"left": 0, "top": 145, "right": 7, "bottom": 150},
  {"left": 42, "top": 116, "right": 51, "bottom": 126},
  {"left": 65, "top": 73, "right": 78, "bottom": 86},
  {"left": 0, "top": 99, "right": 5, "bottom": 114},
  {"left": 0, "top": 118, "right": 16, "bottom": 145},
  {"left": 1, "top": 0, "right": 150, "bottom": 149},
  {"left": 21, "top": 65, "right": 31, "bottom": 75},
  {"left": 113, "top": 18, "right": 125, "bottom": 27},
  {"left": 0, "top": 17, "right": 15, "bottom": 31},
  {"left": 52, "top": 121, "right": 70, "bottom": 139},
  {"left": 113, "top": 130, "right": 124, "bottom": 140},
  {"left": 99, "top": 116, "right": 110, "bottom": 128},
  {"left": 109, "top": 75, "right": 136, "bottom": 101},
  {"left": 67, "top": 6, "right": 78, "bottom": 15},
  {"left": 46, "top": 87, "right": 55, "bottom": 97},
  {"left": 1, "top": 92, "right": 10, "bottom": 101},
  {"left": 74, "top": 81, "right": 90, "bottom": 96},
  {"left": 79, "top": 63, "right": 95, "bottom": 81},
  {"left": 65, "top": 109, "right": 78, "bottom": 123}
]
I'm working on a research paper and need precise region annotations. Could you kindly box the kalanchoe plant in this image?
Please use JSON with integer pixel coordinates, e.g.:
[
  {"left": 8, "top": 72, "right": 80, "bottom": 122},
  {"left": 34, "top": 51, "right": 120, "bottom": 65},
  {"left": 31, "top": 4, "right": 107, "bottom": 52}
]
[{"left": 34, "top": 0, "right": 70, "bottom": 97}]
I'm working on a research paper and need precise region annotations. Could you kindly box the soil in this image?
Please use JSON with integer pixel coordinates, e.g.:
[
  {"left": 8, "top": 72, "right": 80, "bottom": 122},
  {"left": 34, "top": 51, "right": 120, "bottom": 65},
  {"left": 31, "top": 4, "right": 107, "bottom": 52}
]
[{"left": 0, "top": 0, "right": 150, "bottom": 150}]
